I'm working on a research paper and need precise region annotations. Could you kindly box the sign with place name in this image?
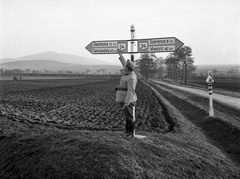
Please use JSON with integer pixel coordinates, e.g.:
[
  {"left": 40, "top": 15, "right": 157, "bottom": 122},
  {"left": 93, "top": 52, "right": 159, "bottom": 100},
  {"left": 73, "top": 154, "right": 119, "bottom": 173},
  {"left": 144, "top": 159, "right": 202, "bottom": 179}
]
[
  {"left": 86, "top": 37, "right": 184, "bottom": 54},
  {"left": 85, "top": 40, "right": 128, "bottom": 54},
  {"left": 138, "top": 37, "right": 184, "bottom": 53}
]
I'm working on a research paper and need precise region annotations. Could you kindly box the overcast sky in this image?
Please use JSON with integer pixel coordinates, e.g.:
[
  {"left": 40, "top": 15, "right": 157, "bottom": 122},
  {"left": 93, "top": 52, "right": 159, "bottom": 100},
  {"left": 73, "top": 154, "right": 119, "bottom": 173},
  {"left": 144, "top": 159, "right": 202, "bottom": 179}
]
[{"left": 0, "top": 0, "right": 239, "bottom": 65}]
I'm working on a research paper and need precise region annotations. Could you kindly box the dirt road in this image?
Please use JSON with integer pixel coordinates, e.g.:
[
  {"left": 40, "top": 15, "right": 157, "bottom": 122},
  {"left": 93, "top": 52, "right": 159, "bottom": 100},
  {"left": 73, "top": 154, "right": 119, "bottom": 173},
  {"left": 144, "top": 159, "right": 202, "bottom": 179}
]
[{"left": 150, "top": 79, "right": 240, "bottom": 111}]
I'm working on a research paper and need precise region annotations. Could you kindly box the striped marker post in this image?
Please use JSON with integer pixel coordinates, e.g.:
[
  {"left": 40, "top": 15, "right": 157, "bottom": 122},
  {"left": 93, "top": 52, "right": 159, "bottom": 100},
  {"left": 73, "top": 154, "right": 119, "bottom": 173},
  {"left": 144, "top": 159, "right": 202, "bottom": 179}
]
[
  {"left": 208, "top": 82, "right": 214, "bottom": 116},
  {"left": 205, "top": 71, "right": 215, "bottom": 117}
]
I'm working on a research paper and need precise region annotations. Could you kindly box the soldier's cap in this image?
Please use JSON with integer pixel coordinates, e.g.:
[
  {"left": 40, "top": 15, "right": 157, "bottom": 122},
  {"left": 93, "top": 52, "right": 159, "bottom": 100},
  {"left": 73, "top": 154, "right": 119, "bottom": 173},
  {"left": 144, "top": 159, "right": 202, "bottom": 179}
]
[{"left": 126, "top": 59, "right": 135, "bottom": 70}]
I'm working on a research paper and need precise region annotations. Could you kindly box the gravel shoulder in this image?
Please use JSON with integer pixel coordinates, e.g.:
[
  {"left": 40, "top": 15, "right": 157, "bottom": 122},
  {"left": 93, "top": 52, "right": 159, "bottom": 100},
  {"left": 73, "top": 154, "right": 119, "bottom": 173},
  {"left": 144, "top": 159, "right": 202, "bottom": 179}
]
[{"left": 150, "top": 79, "right": 240, "bottom": 111}]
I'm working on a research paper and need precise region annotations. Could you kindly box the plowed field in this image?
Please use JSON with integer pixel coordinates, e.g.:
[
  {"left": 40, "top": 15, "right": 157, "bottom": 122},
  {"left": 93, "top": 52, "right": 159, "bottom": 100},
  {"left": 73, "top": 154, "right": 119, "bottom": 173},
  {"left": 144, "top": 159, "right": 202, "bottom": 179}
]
[
  {"left": 1, "top": 77, "right": 240, "bottom": 179},
  {"left": 0, "top": 77, "right": 170, "bottom": 135}
]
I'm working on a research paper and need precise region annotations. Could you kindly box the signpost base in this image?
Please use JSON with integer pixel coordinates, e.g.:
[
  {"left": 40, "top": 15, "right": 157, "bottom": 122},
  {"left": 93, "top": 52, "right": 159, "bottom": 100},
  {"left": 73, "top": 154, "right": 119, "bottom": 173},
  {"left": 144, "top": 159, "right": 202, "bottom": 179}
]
[
  {"left": 134, "top": 135, "right": 147, "bottom": 139},
  {"left": 133, "top": 130, "right": 147, "bottom": 139}
]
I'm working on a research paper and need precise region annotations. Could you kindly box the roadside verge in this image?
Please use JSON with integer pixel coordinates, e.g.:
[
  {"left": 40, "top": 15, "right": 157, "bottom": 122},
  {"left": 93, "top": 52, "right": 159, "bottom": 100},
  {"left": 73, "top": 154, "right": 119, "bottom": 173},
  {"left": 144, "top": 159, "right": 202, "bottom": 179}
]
[{"left": 146, "top": 80, "right": 240, "bottom": 165}]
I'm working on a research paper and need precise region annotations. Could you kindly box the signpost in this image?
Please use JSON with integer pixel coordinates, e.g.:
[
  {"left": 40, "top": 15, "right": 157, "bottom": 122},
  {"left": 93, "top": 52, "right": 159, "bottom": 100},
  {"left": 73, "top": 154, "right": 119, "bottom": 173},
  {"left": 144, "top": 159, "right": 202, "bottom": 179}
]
[{"left": 85, "top": 25, "right": 184, "bottom": 139}]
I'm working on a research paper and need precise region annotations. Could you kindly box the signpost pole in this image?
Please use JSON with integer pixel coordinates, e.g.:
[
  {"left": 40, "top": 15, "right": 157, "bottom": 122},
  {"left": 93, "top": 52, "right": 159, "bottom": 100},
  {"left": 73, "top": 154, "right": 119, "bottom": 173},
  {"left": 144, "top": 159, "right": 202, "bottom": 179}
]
[
  {"left": 130, "top": 25, "right": 136, "bottom": 137},
  {"left": 130, "top": 25, "right": 135, "bottom": 62}
]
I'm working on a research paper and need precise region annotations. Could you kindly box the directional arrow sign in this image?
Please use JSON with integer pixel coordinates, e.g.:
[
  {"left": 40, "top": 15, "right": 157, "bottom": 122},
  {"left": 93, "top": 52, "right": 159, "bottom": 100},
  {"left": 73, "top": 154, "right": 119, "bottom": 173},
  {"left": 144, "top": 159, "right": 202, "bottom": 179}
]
[
  {"left": 206, "top": 71, "right": 215, "bottom": 83},
  {"left": 85, "top": 40, "right": 128, "bottom": 54},
  {"left": 206, "top": 76, "right": 214, "bottom": 83},
  {"left": 137, "top": 37, "right": 184, "bottom": 53}
]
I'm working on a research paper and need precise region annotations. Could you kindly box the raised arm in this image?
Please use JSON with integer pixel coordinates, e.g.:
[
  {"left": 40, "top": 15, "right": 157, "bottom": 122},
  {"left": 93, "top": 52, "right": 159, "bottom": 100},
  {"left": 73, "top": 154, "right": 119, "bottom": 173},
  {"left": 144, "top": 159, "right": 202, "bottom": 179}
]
[{"left": 117, "top": 50, "right": 126, "bottom": 69}]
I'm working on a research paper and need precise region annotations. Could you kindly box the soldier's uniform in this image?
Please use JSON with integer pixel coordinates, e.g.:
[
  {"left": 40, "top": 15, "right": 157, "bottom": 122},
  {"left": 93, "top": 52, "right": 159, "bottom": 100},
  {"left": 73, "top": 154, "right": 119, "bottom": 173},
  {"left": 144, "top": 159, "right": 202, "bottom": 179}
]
[{"left": 116, "top": 57, "right": 137, "bottom": 137}]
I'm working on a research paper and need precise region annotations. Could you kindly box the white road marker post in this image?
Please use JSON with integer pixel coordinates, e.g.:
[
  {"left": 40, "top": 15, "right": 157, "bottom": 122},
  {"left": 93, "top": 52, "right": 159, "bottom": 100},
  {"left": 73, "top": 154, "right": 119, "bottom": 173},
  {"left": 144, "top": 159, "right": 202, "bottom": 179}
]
[
  {"left": 205, "top": 71, "right": 215, "bottom": 117},
  {"left": 208, "top": 82, "right": 214, "bottom": 116}
]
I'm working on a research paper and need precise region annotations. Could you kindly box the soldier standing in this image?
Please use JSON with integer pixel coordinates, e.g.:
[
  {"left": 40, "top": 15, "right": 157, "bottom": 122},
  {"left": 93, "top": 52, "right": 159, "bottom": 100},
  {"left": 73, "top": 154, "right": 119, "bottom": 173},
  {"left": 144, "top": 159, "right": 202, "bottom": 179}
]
[{"left": 116, "top": 50, "right": 137, "bottom": 138}]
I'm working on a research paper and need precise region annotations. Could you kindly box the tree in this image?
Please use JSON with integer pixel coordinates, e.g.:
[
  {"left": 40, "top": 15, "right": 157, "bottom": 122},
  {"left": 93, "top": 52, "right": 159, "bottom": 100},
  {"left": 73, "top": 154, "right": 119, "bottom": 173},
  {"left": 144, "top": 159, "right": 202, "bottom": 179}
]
[
  {"left": 212, "top": 69, "right": 218, "bottom": 74},
  {"left": 153, "top": 57, "right": 166, "bottom": 79},
  {"left": 66, "top": 70, "right": 73, "bottom": 74},
  {"left": 25, "top": 68, "right": 32, "bottom": 73},
  {"left": 86, "top": 69, "right": 91, "bottom": 74},
  {"left": 172, "top": 46, "right": 196, "bottom": 84},
  {"left": 165, "top": 56, "right": 180, "bottom": 81},
  {"left": 0, "top": 68, "right": 4, "bottom": 74},
  {"left": 136, "top": 53, "right": 156, "bottom": 80},
  {"left": 228, "top": 66, "right": 240, "bottom": 77},
  {"left": 100, "top": 69, "right": 107, "bottom": 74}
]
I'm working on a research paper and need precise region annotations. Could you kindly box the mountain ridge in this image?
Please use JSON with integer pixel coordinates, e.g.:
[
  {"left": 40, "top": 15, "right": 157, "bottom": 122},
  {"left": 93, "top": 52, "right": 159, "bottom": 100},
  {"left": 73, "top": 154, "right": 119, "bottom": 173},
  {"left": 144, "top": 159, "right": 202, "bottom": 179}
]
[
  {"left": 0, "top": 60, "right": 121, "bottom": 74},
  {"left": 0, "top": 52, "right": 122, "bottom": 74},
  {"left": 0, "top": 51, "right": 120, "bottom": 66}
]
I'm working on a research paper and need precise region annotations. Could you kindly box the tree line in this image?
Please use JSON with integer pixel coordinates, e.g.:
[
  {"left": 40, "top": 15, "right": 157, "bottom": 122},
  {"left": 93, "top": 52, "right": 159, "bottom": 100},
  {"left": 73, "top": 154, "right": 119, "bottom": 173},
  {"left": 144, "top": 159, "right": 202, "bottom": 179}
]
[
  {"left": 136, "top": 45, "right": 196, "bottom": 84},
  {"left": 0, "top": 68, "right": 114, "bottom": 75}
]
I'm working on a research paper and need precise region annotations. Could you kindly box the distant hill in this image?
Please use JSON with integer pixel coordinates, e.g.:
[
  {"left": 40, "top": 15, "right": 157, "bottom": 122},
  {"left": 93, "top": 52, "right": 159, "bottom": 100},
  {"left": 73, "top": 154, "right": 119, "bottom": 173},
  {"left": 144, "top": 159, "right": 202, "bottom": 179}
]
[
  {"left": 0, "top": 60, "right": 66, "bottom": 70},
  {"left": 0, "top": 58, "right": 16, "bottom": 63},
  {"left": 0, "top": 52, "right": 122, "bottom": 74},
  {"left": 0, "top": 51, "right": 118, "bottom": 66},
  {"left": 0, "top": 60, "right": 121, "bottom": 74}
]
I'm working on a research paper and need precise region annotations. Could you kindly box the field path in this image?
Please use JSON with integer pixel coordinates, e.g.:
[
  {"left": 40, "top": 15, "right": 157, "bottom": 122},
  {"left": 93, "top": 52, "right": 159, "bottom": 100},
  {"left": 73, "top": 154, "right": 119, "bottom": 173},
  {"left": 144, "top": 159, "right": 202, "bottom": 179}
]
[{"left": 150, "top": 79, "right": 240, "bottom": 111}]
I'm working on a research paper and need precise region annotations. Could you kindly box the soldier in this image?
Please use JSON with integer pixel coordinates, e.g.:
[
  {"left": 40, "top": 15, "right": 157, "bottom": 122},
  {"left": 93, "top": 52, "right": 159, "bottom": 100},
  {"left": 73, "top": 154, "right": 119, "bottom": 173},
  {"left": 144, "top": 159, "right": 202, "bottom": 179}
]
[{"left": 116, "top": 50, "right": 137, "bottom": 138}]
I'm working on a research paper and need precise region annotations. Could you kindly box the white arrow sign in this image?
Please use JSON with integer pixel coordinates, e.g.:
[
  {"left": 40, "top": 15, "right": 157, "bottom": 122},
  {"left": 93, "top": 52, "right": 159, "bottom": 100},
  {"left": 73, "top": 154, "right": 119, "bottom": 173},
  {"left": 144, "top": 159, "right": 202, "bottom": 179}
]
[
  {"left": 206, "top": 71, "right": 215, "bottom": 83},
  {"left": 206, "top": 76, "right": 214, "bottom": 83},
  {"left": 85, "top": 40, "right": 128, "bottom": 54},
  {"left": 138, "top": 37, "right": 184, "bottom": 53}
]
